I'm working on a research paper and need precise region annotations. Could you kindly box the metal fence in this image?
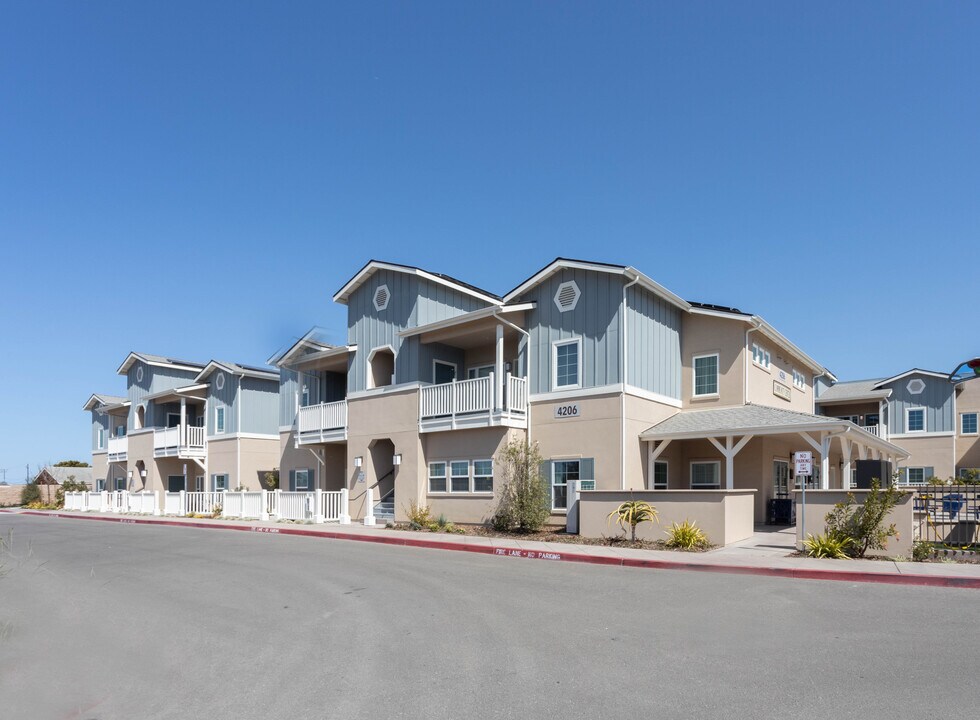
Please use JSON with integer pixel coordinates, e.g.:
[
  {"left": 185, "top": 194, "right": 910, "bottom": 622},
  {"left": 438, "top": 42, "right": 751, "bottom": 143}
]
[{"left": 914, "top": 485, "right": 980, "bottom": 547}]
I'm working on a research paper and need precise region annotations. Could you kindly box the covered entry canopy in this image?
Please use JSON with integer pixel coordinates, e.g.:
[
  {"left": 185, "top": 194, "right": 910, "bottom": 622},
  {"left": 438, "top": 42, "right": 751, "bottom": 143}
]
[{"left": 639, "top": 404, "right": 910, "bottom": 490}]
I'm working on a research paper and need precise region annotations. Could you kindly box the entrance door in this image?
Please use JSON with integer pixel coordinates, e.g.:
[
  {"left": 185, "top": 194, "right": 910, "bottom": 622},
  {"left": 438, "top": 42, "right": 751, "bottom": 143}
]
[
  {"left": 773, "top": 460, "right": 789, "bottom": 498},
  {"left": 434, "top": 361, "right": 456, "bottom": 384},
  {"left": 167, "top": 475, "right": 185, "bottom": 492}
]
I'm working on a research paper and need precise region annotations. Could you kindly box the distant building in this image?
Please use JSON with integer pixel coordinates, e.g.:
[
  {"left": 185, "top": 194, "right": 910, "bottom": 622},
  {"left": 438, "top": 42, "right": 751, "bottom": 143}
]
[{"left": 33, "top": 466, "right": 93, "bottom": 487}]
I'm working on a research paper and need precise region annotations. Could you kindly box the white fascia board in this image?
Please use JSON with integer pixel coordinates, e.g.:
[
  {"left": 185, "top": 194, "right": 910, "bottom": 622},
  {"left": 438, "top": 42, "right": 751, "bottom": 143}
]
[
  {"left": 814, "top": 391, "right": 892, "bottom": 405},
  {"left": 625, "top": 267, "right": 691, "bottom": 311},
  {"left": 753, "top": 317, "right": 827, "bottom": 376},
  {"left": 333, "top": 261, "right": 501, "bottom": 306},
  {"left": 398, "top": 303, "right": 536, "bottom": 339},
  {"left": 116, "top": 352, "right": 203, "bottom": 376},
  {"left": 873, "top": 369, "right": 951, "bottom": 388}
]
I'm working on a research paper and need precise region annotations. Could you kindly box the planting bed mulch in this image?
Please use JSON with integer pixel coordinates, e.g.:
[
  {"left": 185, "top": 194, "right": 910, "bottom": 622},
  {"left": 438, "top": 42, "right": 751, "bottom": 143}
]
[{"left": 387, "top": 523, "right": 713, "bottom": 552}]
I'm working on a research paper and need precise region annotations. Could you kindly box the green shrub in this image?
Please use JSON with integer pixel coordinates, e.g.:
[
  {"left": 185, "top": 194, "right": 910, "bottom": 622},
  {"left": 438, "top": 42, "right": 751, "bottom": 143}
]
[
  {"left": 55, "top": 476, "right": 89, "bottom": 508},
  {"left": 404, "top": 501, "right": 431, "bottom": 528},
  {"left": 663, "top": 520, "right": 710, "bottom": 550},
  {"left": 912, "top": 542, "right": 932, "bottom": 562},
  {"left": 20, "top": 483, "right": 41, "bottom": 506},
  {"left": 436, "top": 513, "right": 449, "bottom": 529},
  {"left": 803, "top": 532, "right": 852, "bottom": 559},
  {"left": 824, "top": 479, "right": 903, "bottom": 557},
  {"left": 491, "top": 439, "right": 550, "bottom": 533},
  {"left": 607, "top": 499, "right": 658, "bottom": 541}
]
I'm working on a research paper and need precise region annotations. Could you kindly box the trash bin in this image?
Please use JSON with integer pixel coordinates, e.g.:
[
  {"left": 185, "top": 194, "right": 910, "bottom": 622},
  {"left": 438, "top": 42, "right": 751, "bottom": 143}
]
[{"left": 767, "top": 498, "right": 795, "bottom": 525}]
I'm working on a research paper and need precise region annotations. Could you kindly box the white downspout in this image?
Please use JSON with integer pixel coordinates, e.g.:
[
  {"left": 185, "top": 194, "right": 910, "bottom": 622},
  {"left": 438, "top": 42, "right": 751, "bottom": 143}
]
[
  {"left": 744, "top": 319, "right": 762, "bottom": 406},
  {"left": 236, "top": 375, "right": 242, "bottom": 490},
  {"left": 621, "top": 272, "right": 640, "bottom": 490}
]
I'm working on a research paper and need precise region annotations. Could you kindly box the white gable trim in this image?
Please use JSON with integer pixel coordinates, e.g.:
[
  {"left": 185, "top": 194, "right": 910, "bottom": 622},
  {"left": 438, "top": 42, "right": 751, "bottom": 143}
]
[{"left": 333, "top": 261, "right": 501, "bottom": 306}]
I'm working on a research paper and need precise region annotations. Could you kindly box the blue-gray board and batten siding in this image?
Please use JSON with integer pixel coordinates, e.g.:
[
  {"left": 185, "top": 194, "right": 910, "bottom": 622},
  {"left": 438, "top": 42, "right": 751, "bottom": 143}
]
[
  {"left": 91, "top": 410, "right": 109, "bottom": 451},
  {"left": 517, "top": 268, "right": 681, "bottom": 398},
  {"left": 126, "top": 361, "right": 201, "bottom": 431},
  {"left": 206, "top": 374, "right": 280, "bottom": 436},
  {"left": 345, "top": 269, "right": 492, "bottom": 393},
  {"left": 883, "top": 374, "right": 954, "bottom": 435}
]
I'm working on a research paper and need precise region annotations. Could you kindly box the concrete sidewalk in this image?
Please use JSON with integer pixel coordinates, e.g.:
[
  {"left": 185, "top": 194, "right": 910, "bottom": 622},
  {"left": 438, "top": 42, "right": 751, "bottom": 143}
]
[{"left": 7, "top": 508, "right": 980, "bottom": 589}]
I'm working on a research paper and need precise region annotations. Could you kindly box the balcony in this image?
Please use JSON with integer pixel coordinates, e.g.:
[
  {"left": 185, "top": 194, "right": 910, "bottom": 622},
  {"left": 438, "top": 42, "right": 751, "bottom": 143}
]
[
  {"left": 153, "top": 425, "right": 206, "bottom": 458},
  {"left": 297, "top": 400, "right": 348, "bottom": 444},
  {"left": 419, "top": 373, "right": 528, "bottom": 432},
  {"left": 107, "top": 435, "right": 128, "bottom": 462},
  {"left": 858, "top": 423, "right": 884, "bottom": 439}
]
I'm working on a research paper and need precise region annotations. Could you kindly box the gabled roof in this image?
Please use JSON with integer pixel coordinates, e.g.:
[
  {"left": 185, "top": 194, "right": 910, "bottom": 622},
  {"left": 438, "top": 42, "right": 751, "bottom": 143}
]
[
  {"left": 35, "top": 466, "right": 94, "bottom": 486},
  {"left": 333, "top": 260, "right": 502, "bottom": 306},
  {"left": 639, "top": 404, "right": 908, "bottom": 456},
  {"left": 687, "top": 305, "right": 833, "bottom": 378},
  {"left": 502, "top": 258, "right": 690, "bottom": 311},
  {"left": 116, "top": 352, "right": 205, "bottom": 376},
  {"left": 195, "top": 360, "right": 279, "bottom": 383},
  {"left": 82, "top": 393, "right": 127, "bottom": 411},
  {"left": 814, "top": 379, "right": 891, "bottom": 404},
  {"left": 873, "top": 368, "right": 951, "bottom": 388},
  {"left": 266, "top": 328, "right": 336, "bottom": 367}
]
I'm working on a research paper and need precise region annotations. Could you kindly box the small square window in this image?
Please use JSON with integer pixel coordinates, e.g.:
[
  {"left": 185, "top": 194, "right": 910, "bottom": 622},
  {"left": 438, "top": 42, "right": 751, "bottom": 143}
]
[
  {"left": 962, "top": 413, "right": 978, "bottom": 435},
  {"left": 693, "top": 355, "right": 719, "bottom": 396},
  {"left": 213, "top": 474, "right": 229, "bottom": 491},
  {"left": 906, "top": 468, "right": 925, "bottom": 485},
  {"left": 691, "top": 461, "right": 720, "bottom": 488},
  {"left": 553, "top": 339, "right": 581, "bottom": 389},
  {"left": 906, "top": 408, "right": 925, "bottom": 433},
  {"left": 428, "top": 462, "right": 447, "bottom": 493},
  {"left": 294, "top": 469, "right": 310, "bottom": 490}
]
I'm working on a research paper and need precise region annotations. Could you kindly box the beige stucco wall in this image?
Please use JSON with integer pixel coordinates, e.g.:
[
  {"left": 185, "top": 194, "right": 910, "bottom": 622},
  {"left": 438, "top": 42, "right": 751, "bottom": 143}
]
[
  {"left": 277, "top": 430, "right": 347, "bottom": 491},
  {"left": 578, "top": 489, "right": 756, "bottom": 546},
  {"left": 896, "top": 435, "right": 955, "bottom": 480},
  {"left": 127, "top": 430, "right": 158, "bottom": 493},
  {"left": 91, "top": 452, "right": 107, "bottom": 487},
  {"left": 956, "top": 380, "right": 980, "bottom": 473},
  {"left": 207, "top": 436, "right": 280, "bottom": 490},
  {"left": 794, "top": 490, "right": 914, "bottom": 557},
  {"left": 680, "top": 314, "right": 745, "bottom": 408},
  {"left": 744, "top": 339, "right": 813, "bottom": 413}
]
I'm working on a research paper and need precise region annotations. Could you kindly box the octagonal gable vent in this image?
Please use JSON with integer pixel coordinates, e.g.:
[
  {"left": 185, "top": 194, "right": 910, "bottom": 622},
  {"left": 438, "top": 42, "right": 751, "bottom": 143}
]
[
  {"left": 554, "top": 280, "right": 581, "bottom": 313},
  {"left": 373, "top": 284, "right": 390, "bottom": 311},
  {"left": 907, "top": 378, "right": 926, "bottom": 395}
]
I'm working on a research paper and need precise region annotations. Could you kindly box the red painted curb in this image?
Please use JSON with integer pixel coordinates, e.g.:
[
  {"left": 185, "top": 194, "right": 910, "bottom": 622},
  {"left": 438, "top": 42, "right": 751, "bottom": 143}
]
[{"left": 17, "top": 511, "right": 980, "bottom": 589}]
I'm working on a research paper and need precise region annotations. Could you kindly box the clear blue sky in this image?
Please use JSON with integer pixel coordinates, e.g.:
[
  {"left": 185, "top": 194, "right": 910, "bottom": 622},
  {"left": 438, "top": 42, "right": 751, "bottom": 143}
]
[{"left": 1, "top": 2, "right": 977, "bottom": 482}]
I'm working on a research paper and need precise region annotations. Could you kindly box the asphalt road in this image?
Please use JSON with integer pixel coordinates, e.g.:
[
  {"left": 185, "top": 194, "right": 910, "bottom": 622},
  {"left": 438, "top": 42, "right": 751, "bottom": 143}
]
[{"left": 1, "top": 514, "right": 978, "bottom": 720}]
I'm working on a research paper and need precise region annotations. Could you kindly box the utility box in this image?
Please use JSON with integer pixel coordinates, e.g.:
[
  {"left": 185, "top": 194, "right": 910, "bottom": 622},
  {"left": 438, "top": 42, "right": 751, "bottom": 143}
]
[
  {"left": 766, "top": 498, "right": 795, "bottom": 525},
  {"left": 854, "top": 460, "right": 893, "bottom": 489}
]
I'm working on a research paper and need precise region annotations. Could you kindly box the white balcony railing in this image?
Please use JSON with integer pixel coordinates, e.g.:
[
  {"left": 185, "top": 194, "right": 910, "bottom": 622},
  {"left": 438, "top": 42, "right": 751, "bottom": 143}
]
[
  {"left": 107, "top": 435, "right": 128, "bottom": 461},
  {"left": 860, "top": 424, "right": 881, "bottom": 438},
  {"left": 419, "top": 374, "right": 528, "bottom": 429},
  {"left": 298, "top": 400, "right": 348, "bottom": 436},
  {"left": 153, "top": 425, "right": 206, "bottom": 458}
]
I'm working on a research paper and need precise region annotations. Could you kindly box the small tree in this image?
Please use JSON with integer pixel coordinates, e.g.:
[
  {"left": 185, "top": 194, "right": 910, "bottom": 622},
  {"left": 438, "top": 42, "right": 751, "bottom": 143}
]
[
  {"left": 824, "top": 477, "right": 904, "bottom": 558},
  {"left": 607, "top": 499, "right": 658, "bottom": 541},
  {"left": 55, "top": 475, "right": 89, "bottom": 508},
  {"left": 263, "top": 469, "right": 279, "bottom": 490},
  {"left": 20, "top": 482, "right": 41, "bottom": 506},
  {"left": 492, "top": 439, "right": 550, "bottom": 533}
]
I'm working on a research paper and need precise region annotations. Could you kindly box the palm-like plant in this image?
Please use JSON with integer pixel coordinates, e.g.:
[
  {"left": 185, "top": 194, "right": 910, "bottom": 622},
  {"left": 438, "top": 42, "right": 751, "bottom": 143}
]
[{"left": 608, "top": 500, "right": 659, "bottom": 541}]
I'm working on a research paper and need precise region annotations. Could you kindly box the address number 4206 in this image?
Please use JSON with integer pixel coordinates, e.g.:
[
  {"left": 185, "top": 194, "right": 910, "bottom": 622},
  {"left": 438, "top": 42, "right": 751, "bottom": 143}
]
[{"left": 554, "top": 403, "right": 581, "bottom": 418}]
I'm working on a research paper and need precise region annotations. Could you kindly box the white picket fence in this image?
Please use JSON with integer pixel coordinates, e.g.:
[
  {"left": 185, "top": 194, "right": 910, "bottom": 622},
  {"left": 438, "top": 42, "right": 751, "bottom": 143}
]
[{"left": 61, "top": 489, "right": 351, "bottom": 524}]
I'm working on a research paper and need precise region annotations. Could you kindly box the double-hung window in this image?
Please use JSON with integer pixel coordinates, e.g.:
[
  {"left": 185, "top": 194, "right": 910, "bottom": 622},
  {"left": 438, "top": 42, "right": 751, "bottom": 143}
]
[
  {"left": 792, "top": 369, "right": 805, "bottom": 390},
  {"left": 428, "top": 462, "right": 447, "bottom": 493},
  {"left": 552, "top": 338, "right": 581, "bottom": 390},
  {"left": 691, "top": 461, "right": 720, "bottom": 489},
  {"left": 751, "top": 344, "right": 771, "bottom": 369},
  {"left": 212, "top": 474, "right": 229, "bottom": 491},
  {"left": 693, "top": 354, "right": 719, "bottom": 397},
  {"left": 551, "top": 460, "right": 580, "bottom": 510},
  {"left": 473, "top": 460, "right": 493, "bottom": 493},
  {"left": 294, "top": 469, "right": 310, "bottom": 490},
  {"left": 962, "top": 412, "right": 978, "bottom": 436},
  {"left": 906, "top": 407, "right": 925, "bottom": 433},
  {"left": 450, "top": 461, "right": 470, "bottom": 493},
  {"left": 215, "top": 407, "right": 225, "bottom": 434}
]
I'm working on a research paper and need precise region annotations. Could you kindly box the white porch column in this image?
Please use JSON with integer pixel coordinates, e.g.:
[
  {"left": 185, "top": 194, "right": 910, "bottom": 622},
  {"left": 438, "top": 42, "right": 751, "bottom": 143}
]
[
  {"left": 707, "top": 435, "right": 754, "bottom": 491},
  {"left": 566, "top": 480, "right": 581, "bottom": 534},
  {"left": 841, "top": 437, "right": 852, "bottom": 490},
  {"left": 260, "top": 489, "right": 269, "bottom": 522},
  {"left": 820, "top": 434, "right": 831, "bottom": 490},
  {"left": 339, "top": 487, "right": 351, "bottom": 525},
  {"left": 180, "top": 397, "right": 187, "bottom": 448},
  {"left": 364, "top": 486, "right": 376, "bottom": 526},
  {"left": 314, "top": 488, "right": 325, "bottom": 523},
  {"left": 152, "top": 490, "right": 161, "bottom": 516},
  {"left": 179, "top": 489, "right": 187, "bottom": 516},
  {"left": 494, "top": 323, "right": 505, "bottom": 411}
]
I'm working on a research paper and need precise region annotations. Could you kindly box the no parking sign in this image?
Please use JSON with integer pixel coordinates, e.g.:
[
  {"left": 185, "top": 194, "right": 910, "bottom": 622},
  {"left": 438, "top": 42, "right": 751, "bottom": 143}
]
[{"left": 794, "top": 451, "right": 813, "bottom": 476}]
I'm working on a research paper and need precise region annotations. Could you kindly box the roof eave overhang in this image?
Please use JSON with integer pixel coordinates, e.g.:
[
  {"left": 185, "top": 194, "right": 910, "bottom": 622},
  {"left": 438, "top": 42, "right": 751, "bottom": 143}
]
[
  {"left": 116, "top": 352, "right": 203, "bottom": 376},
  {"left": 398, "top": 303, "right": 535, "bottom": 339},
  {"left": 333, "top": 261, "right": 501, "bottom": 306},
  {"left": 282, "top": 345, "right": 357, "bottom": 371},
  {"left": 814, "top": 391, "right": 892, "bottom": 405},
  {"left": 873, "top": 369, "right": 950, "bottom": 389}
]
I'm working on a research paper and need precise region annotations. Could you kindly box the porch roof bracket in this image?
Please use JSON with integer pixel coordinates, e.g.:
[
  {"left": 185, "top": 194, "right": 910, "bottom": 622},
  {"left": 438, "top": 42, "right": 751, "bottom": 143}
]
[
  {"left": 649, "top": 438, "right": 672, "bottom": 462},
  {"left": 706, "top": 434, "right": 754, "bottom": 490}
]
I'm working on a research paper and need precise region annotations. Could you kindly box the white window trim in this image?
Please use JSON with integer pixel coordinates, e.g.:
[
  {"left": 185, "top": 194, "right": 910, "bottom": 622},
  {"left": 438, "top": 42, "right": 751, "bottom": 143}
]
[
  {"left": 195, "top": 475, "right": 204, "bottom": 492},
  {"left": 552, "top": 337, "right": 582, "bottom": 391},
  {"left": 751, "top": 343, "right": 771, "bottom": 371},
  {"left": 904, "top": 467, "right": 926, "bottom": 486},
  {"left": 467, "top": 364, "right": 494, "bottom": 380},
  {"left": 690, "top": 460, "right": 721, "bottom": 489},
  {"left": 212, "top": 474, "right": 229, "bottom": 491},
  {"left": 905, "top": 406, "right": 926, "bottom": 433},
  {"left": 432, "top": 359, "right": 457, "bottom": 384},
  {"left": 367, "top": 345, "right": 397, "bottom": 388},
  {"left": 792, "top": 368, "right": 806, "bottom": 390},
  {"left": 215, "top": 406, "right": 226, "bottom": 434},
  {"left": 550, "top": 459, "right": 579, "bottom": 513},
  {"left": 449, "top": 460, "right": 471, "bottom": 494},
  {"left": 97, "top": 428, "right": 105, "bottom": 449},
  {"left": 472, "top": 458, "right": 494, "bottom": 494},
  {"left": 428, "top": 462, "right": 448, "bottom": 494},
  {"left": 692, "top": 353, "right": 720, "bottom": 398},
  {"left": 651, "top": 460, "right": 668, "bottom": 490},
  {"left": 167, "top": 412, "right": 181, "bottom": 428},
  {"left": 960, "top": 412, "right": 979, "bottom": 436}
]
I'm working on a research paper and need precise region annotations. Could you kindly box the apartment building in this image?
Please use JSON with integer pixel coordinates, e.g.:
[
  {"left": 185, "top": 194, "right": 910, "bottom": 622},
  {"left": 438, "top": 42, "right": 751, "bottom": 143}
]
[
  {"left": 816, "top": 368, "right": 980, "bottom": 483},
  {"left": 273, "top": 258, "right": 906, "bottom": 525},
  {"left": 86, "top": 353, "right": 280, "bottom": 494}
]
